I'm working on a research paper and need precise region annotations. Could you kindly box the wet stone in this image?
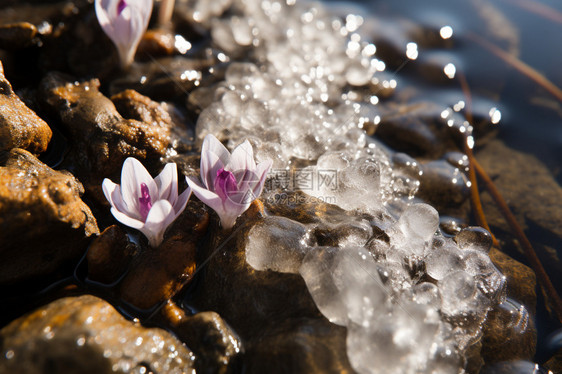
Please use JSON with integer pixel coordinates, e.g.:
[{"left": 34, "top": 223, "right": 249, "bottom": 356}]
[
  {"left": 476, "top": 138, "right": 562, "bottom": 294},
  {"left": 545, "top": 347, "right": 562, "bottom": 374},
  {"left": 111, "top": 89, "right": 195, "bottom": 154},
  {"left": 488, "top": 248, "right": 537, "bottom": 315},
  {"left": 39, "top": 74, "right": 171, "bottom": 204},
  {"left": 13, "top": 0, "right": 120, "bottom": 78},
  {"left": 0, "top": 148, "right": 98, "bottom": 288},
  {"left": 414, "top": 51, "right": 461, "bottom": 84},
  {"left": 0, "top": 295, "right": 196, "bottom": 374},
  {"left": 0, "top": 60, "right": 52, "bottom": 154},
  {"left": 455, "top": 226, "right": 493, "bottom": 253},
  {"left": 86, "top": 225, "right": 137, "bottom": 285},
  {"left": 417, "top": 159, "right": 470, "bottom": 212},
  {"left": 109, "top": 56, "right": 217, "bottom": 102},
  {"left": 160, "top": 302, "right": 242, "bottom": 374},
  {"left": 376, "top": 101, "right": 462, "bottom": 159},
  {"left": 111, "top": 89, "right": 174, "bottom": 128},
  {"left": 137, "top": 29, "right": 178, "bottom": 59},
  {"left": 481, "top": 298, "right": 536, "bottom": 364},
  {"left": 0, "top": 2, "right": 69, "bottom": 28},
  {"left": 116, "top": 203, "right": 209, "bottom": 310},
  {"left": 244, "top": 318, "right": 353, "bottom": 374},
  {"left": 0, "top": 22, "right": 38, "bottom": 49},
  {"left": 481, "top": 360, "right": 551, "bottom": 374}
]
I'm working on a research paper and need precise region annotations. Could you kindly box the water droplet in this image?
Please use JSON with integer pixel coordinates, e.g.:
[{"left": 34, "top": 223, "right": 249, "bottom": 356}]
[
  {"left": 406, "top": 42, "right": 418, "bottom": 60},
  {"left": 76, "top": 336, "right": 86, "bottom": 347},
  {"left": 440, "top": 26, "right": 453, "bottom": 39},
  {"left": 444, "top": 63, "right": 456, "bottom": 79}
]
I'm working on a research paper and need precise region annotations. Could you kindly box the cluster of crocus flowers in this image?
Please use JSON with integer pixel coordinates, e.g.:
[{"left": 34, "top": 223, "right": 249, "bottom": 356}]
[
  {"left": 103, "top": 135, "right": 272, "bottom": 247},
  {"left": 95, "top": 0, "right": 153, "bottom": 69}
]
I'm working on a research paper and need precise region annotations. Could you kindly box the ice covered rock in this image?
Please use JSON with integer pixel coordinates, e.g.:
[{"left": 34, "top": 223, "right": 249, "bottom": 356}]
[
  {"left": 245, "top": 216, "right": 312, "bottom": 274},
  {"left": 300, "top": 246, "right": 387, "bottom": 327}
]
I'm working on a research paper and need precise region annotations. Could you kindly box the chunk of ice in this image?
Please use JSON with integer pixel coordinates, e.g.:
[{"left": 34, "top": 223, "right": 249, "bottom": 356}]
[{"left": 246, "top": 216, "right": 312, "bottom": 273}]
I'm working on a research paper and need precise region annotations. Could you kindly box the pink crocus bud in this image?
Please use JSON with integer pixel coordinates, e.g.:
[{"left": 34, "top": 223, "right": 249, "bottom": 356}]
[
  {"left": 186, "top": 134, "right": 272, "bottom": 229},
  {"left": 95, "top": 0, "right": 153, "bottom": 69},
  {"left": 102, "top": 158, "right": 191, "bottom": 247}
]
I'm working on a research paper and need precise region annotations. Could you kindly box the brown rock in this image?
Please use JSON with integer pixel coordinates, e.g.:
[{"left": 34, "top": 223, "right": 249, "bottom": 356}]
[
  {"left": 376, "top": 101, "right": 463, "bottom": 159},
  {"left": 0, "top": 148, "right": 98, "bottom": 287},
  {"left": 109, "top": 56, "right": 217, "bottom": 101},
  {"left": 481, "top": 298, "right": 537, "bottom": 364},
  {"left": 545, "top": 347, "right": 562, "bottom": 374},
  {"left": 489, "top": 248, "right": 537, "bottom": 315},
  {"left": 481, "top": 360, "right": 548, "bottom": 374},
  {"left": 418, "top": 159, "right": 470, "bottom": 212},
  {"left": 476, "top": 139, "right": 562, "bottom": 293},
  {"left": 244, "top": 318, "right": 353, "bottom": 374},
  {"left": 0, "top": 295, "right": 196, "bottom": 374},
  {"left": 39, "top": 73, "right": 171, "bottom": 204},
  {"left": 0, "top": 60, "right": 52, "bottom": 154},
  {"left": 111, "top": 89, "right": 173, "bottom": 127},
  {"left": 86, "top": 225, "right": 137, "bottom": 285},
  {"left": 137, "top": 29, "right": 177, "bottom": 59},
  {"left": 161, "top": 302, "right": 242, "bottom": 374},
  {"left": 0, "top": 22, "right": 37, "bottom": 49},
  {"left": 117, "top": 203, "right": 209, "bottom": 309}
]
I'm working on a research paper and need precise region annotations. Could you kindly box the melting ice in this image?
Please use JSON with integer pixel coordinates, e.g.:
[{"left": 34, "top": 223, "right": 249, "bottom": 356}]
[{"left": 186, "top": 0, "right": 507, "bottom": 372}]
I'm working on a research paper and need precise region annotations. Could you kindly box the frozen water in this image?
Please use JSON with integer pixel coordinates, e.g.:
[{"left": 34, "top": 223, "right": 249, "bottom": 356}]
[
  {"left": 336, "top": 247, "right": 387, "bottom": 326},
  {"left": 335, "top": 219, "right": 373, "bottom": 247},
  {"left": 440, "top": 270, "right": 477, "bottom": 316},
  {"left": 455, "top": 226, "right": 494, "bottom": 253},
  {"left": 412, "top": 282, "right": 442, "bottom": 308},
  {"left": 245, "top": 216, "right": 312, "bottom": 273},
  {"left": 425, "top": 240, "right": 465, "bottom": 281},
  {"left": 397, "top": 204, "right": 439, "bottom": 245},
  {"left": 387, "top": 203, "right": 439, "bottom": 258},
  {"left": 463, "top": 249, "right": 506, "bottom": 303},
  {"left": 191, "top": 0, "right": 505, "bottom": 372},
  {"left": 300, "top": 246, "right": 387, "bottom": 326},
  {"left": 299, "top": 247, "right": 349, "bottom": 326}
]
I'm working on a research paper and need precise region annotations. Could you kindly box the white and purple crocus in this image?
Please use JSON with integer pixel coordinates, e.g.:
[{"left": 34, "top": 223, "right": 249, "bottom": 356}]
[
  {"left": 95, "top": 0, "right": 153, "bottom": 68},
  {"left": 102, "top": 158, "right": 191, "bottom": 247},
  {"left": 186, "top": 135, "right": 272, "bottom": 229}
]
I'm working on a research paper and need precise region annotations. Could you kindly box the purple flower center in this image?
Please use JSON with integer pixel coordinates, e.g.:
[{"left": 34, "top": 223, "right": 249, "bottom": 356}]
[
  {"left": 215, "top": 168, "right": 238, "bottom": 202},
  {"left": 117, "top": 0, "right": 128, "bottom": 15},
  {"left": 138, "top": 183, "right": 152, "bottom": 221}
]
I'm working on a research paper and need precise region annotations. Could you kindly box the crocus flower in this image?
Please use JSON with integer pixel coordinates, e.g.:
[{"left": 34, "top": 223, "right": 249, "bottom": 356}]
[
  {"left": 186, "top": 135, "right": 272, "bottom": 229},
  {"left": 95, "top": 0, "right": 153, "bottom": 69},
  {"left": 103, "top": 158, "right": 191, "bottom": 247}
]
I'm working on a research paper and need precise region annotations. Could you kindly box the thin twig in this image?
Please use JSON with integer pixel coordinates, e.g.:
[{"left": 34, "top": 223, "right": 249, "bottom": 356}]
[
  {"left": 473, "top": 157, "right": 562, "bottom": 322},
  {"left": 467, "top": 32, "right": 562, "bottom": 104},
  {"left": 457, "top": 71, "right": 499, "bottom": 247},
  {"left": 465, "top": 142, "right": 500, "bottom": 248}
]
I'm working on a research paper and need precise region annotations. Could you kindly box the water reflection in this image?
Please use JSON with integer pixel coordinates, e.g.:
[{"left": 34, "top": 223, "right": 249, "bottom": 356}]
[
  {"left": 440, "top": 25, "right": 453, "bottom": 39},
  {"left": 406, "top": 42, "right": 418, "bottom": 60},
  {"left": 443, "top": 62, "right": 456, "bottom": 79}
]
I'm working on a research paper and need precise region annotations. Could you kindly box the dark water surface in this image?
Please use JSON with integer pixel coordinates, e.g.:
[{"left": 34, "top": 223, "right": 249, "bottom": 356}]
[{"left": 327, "top": 0, "right": 562, "bottom": 178}]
